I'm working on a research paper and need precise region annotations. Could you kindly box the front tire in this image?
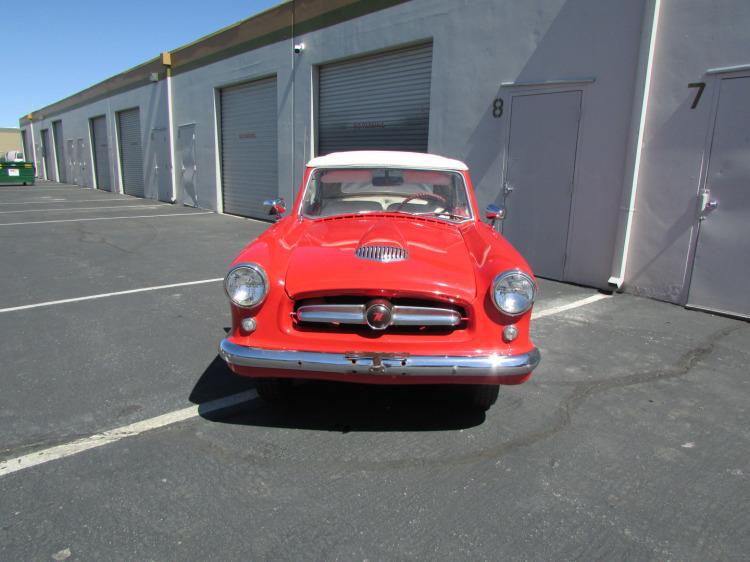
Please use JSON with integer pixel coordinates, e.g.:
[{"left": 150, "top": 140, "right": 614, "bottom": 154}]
[
  {"left": 255, "top": 378, "right": 292, "bottom": 402},
  {"left": 467, "top": 384, "right": 500, "bottom": 411}
]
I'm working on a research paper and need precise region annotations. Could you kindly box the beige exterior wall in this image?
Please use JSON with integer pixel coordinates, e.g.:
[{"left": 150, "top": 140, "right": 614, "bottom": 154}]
[{"left": 0, "top": 128, "right": 23, "bottom": 153}]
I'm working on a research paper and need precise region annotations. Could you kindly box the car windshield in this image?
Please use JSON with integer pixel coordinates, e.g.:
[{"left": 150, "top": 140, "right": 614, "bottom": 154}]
[{"left": 300, "top": 167, "right": 472, "bottom": 222}]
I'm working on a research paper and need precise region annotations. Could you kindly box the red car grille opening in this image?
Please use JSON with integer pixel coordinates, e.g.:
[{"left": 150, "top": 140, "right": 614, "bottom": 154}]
[{"left": 292, "top": 296, "right": 468, "bottom": 335}]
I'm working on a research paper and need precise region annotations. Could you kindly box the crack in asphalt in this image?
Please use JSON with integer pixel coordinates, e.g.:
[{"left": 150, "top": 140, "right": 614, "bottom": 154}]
[
  {"left": 343, "top": 324, "right": 741, "bottom": 471},
  {"left": 73, "top": 221, "right": 154, "bottom": 256}
]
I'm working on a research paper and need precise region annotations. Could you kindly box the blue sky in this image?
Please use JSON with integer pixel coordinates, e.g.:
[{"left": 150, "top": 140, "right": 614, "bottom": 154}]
[{"left": 1, "top": 0, "right": 280, "bottom": 127}]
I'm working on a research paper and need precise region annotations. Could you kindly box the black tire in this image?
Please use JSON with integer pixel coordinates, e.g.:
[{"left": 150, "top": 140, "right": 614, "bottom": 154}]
[
  {"left": 466, "top": 384, "right": 500, "bottom": 411},
  {"left": 255, "top": 378, "right": 292, "bottom": 402}
]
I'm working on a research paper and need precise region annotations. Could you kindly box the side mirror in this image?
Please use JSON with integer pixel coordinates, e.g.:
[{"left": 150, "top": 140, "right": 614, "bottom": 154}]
[
  {"left": 263, "top": 197, "right": 286, "bottom": 220},
  {"left": 485, "top": 203, "right": 506, "bottom": 225}
]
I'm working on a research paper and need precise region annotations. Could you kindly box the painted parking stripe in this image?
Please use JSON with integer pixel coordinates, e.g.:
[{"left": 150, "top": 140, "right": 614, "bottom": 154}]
[
  {"left": 0, "top": 188, "right": 88, "bottom": 192},
  {"left": 0, "top": 278, "right": 223, "bottom": 314},
  {"left": 0, "top": 198, "right": 149, "bottom": 205},
  {"left": 532, "top": 293, "right": 611, "bottom": 319},
  {"left": 0, "top": 204, "right": 162, "bottom": 214},
  {"left": 0, "top": 290, "right": 611, "bottom": 478},
  {"left": 0, "top": 390, "right": 258, "bottom": 477},
  {"left": 0, "top": 211, "right": 212, "bottom": 226}
]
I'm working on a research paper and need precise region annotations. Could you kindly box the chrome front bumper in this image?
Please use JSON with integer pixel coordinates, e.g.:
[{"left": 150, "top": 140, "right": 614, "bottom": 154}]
[{"left": 219, "top": 339, "right": 540, "bottom": 377}]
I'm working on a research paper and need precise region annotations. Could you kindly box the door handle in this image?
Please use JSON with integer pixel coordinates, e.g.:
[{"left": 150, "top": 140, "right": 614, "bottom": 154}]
[{"left": 503, "top": 181, "right": 514, "bottom": 196}]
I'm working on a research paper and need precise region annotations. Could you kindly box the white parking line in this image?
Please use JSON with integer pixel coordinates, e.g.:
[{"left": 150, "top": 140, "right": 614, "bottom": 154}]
[
  {"left": 532, "top": 293, "right": 611, "bottom": 319},
  {"left": 0, "top": 278, "right": 223, "bottom": 314},
  {"left": 0, "top": 211, "right": 212, "bottom": 226},
  {"left": 0, "top": 390, "right": 258, "bottom": 477},
  {"left": 0, "top": 198, "right": 143, "bottom": 205},
  {"left": 0, "top": 188, "right": 87, "bottom": 192},
  {"left": 0, "top": 289, "right": 612, "bottom": 478},
  {"left": 0, "top": 204, "right": 162, "bottom": 214}
]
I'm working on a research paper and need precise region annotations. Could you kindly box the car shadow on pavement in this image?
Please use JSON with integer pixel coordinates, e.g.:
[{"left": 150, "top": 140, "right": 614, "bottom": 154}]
[{"left": 189, "top": 355, "right": 486, "bottom": 432}]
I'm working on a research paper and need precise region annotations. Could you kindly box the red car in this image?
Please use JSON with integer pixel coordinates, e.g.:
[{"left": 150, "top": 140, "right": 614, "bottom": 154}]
[{"left": 219, "top": 151, "right": 540, "bottom": 411}]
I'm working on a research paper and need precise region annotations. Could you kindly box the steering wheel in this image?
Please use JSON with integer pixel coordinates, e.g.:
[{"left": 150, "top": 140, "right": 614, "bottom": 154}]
[{"left": 394, "top": 191, "right": 447, "bottom": 211}]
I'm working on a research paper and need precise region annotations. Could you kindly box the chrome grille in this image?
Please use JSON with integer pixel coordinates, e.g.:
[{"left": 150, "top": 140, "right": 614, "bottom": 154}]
[
  {"left": 296, "top": 304, "right": 462, "bottom": 328},
  {"left": 355, "top": 245, "right": 408, "bottom": 263}
]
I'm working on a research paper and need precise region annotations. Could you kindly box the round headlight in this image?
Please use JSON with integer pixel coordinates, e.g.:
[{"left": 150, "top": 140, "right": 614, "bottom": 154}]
[
  {"left": 224, "top": 263, "right": 268, "bottom": 308},
  {"left": 492, "top": 270, "right": 536, "bottom": 316}
]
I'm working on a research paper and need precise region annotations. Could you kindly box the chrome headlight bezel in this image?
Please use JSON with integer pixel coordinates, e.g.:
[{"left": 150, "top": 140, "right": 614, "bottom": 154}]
[
  {"left": 224, "top": 263, "right": 269, "bottom": 309},
  {"left": 492, "top": 269, "right": 536, "bottom": 316}
]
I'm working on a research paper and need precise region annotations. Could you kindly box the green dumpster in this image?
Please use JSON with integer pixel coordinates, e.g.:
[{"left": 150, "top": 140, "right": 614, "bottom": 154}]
[{"left": 0, "top": 161, "right": 35, "bottom": 185}]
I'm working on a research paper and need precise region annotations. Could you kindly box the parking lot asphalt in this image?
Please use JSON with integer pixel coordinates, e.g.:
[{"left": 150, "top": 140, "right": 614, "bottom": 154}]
[{"left": 1, "top": 181, "right": 748, "bottom": 561}]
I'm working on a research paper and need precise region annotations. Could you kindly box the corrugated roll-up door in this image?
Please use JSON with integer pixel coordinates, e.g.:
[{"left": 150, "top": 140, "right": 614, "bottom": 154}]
[
  {"left": 52, "top": 121, "right": 66, "bottom": 183},
  {"left": 318, "top": 43, "right": 433, "bottom": 155},
  {"left": 117, "top": 108, "right": 145, "bottom": 197},
  {"left": 91, "top": 116, "right": 112, "bottom": 191},
  {"left": 220, "top": 76, "right": 278, "bottom": 219},
  {"left": 41, "top": 129, "right": 54, "bottom": 181}
]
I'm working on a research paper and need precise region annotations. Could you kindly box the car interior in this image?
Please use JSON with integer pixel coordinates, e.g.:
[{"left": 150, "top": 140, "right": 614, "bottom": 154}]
[{"left": 303, "top": 168, "right": 471, "bottom": 219}]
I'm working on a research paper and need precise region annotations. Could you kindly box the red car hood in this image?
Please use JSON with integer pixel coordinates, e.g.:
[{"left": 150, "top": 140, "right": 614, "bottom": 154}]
[{"left": 284, "top": 216, "right": 476, "bottom": 302}]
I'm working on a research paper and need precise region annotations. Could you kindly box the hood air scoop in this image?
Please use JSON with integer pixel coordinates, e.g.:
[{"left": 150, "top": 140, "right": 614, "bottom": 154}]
[{"left": 355, "top": 245, "right": 409, "bottom": 263}]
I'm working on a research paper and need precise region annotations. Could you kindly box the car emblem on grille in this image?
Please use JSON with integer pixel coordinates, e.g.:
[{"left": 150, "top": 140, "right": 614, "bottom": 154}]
[
  {"left": 355, "top": 245, "right": 408, "bottom": 263},
  {"left": 365, "top": 299, "right": 393, "bottom": 330}
]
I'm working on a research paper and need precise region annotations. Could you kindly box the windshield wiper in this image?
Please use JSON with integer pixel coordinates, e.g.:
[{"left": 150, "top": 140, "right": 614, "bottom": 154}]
[{"left": 413, "top": 211, "right": 469, "bottom": 221}]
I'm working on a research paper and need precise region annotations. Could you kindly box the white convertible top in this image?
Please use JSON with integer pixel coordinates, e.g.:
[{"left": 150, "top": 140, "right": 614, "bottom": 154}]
[{"left": 307, "top": 151, "right": 469, "bottom": 171}]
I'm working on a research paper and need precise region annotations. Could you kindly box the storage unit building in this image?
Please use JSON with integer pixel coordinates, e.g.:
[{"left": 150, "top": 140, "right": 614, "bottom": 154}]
[{"left": 18, "top": 0, "right": 750, "bottom": 317}]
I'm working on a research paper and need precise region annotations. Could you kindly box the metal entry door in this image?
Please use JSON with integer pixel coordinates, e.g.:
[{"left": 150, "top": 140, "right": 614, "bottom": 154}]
[
  {"left": 149, "top": 127, "right": 171, "bottom": 201},
  {"left": 117, "top": 108, "right": 145, "bottom": 197},
  {"left": 220, "top": 77, "right": 278, "bottom": 219},
  {"left": 688, "top": 75, "right": 750, "bottom": 318},
  {"left": 77, "top": 138, "right": 89, "bottom": 187},
  {"left": 66, "top": 140, "right": 77, "bottom": 184},
  {"left": 52, "top": 121, "right": 66, "bottom": 183},
  {"left": 318, "top": 43, "right": 433, "bottom": 154},
  {"left": 91, "top": 116, "right": 112, "bottom": 191},
  {"left": 501, "top": 90, "right": 582, "bottom": 280},
  {"left": 41, "top": 129, "right": 54, "bottom": 181},
  {"left": 177, "top": 124, "right": 197, "bottom": 207}
]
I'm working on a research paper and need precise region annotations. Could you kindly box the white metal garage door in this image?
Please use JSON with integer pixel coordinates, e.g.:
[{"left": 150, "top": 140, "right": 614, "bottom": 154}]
[
  {"left": 52, "top": 121, "right": 66, "bottom": 183},
  {"left": 91, "top": 116, "right": 112, "bottom": 191},
  {"left": 117, "top": 108, "right": 145, "bottom": 197},
  {"left": 220, "top": 76, "right": 278, "bottom": 219},
  {"left": 318, "top": 43, "right": 433, "bottom": 155},
  {"left": 41, "top": 128, "right": 54, "bottom": 181}
]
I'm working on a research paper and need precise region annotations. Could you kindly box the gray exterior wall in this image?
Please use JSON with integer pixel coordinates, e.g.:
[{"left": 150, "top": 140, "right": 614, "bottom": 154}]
[
  {"left": 20, "top": 0, "right": 750, "bottom": 308},
  {"left": 28, "top": 80, "right": 170, "bottom": 200},
  {"left": 624, "top": 0, "right": 750, "bottom": 303},
  {"left": 171, "top": 0, "right": 645, "bottom": 289}
]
